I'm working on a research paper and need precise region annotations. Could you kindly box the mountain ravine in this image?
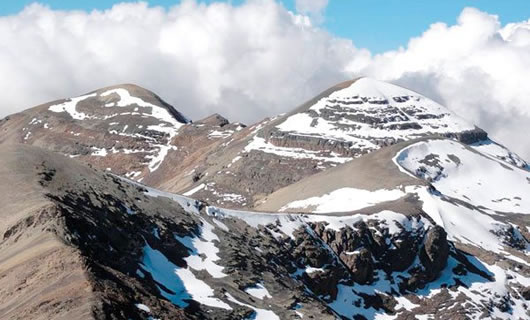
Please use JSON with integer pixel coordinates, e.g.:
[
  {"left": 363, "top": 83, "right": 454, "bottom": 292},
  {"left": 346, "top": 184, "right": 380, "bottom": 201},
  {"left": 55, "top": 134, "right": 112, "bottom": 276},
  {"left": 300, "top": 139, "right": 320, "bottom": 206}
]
[{"left": 0, "top": 77, "right": 528, "bottom": 320}]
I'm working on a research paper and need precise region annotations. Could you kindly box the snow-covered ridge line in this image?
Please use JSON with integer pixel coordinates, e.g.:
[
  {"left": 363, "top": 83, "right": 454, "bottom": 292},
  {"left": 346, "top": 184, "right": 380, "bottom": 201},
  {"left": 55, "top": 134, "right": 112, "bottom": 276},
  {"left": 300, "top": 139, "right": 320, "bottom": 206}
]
[
  {"left": 394, "top": 139, "right": 530, "bottom": 259},
  {"left": 48, "top": 87, "right": 186, "bottom": 126},
  {"left": 206, "top": 205, "right": 428, "bottom": 240},
  {"left": 47, "top": 87, "right": 189, "bottom": 173}
]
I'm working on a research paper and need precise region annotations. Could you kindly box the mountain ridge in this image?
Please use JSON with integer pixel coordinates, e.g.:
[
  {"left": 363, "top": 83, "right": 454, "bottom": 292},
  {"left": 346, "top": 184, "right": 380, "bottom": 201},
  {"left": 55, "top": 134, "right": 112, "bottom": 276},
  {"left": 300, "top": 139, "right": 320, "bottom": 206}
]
[{"left": 0, "top": 78, "right": 528, "bottom": 319}]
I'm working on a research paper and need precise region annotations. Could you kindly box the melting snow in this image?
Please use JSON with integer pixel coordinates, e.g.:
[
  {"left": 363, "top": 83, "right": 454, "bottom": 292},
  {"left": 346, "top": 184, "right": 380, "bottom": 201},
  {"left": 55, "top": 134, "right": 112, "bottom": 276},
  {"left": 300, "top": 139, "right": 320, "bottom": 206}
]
[
  {"left": 394, "top": 141, "right": 530, "bottom": 259},
  {"left": 48, "top": 93, "right": 97, "bottom": 120},
  {"left": 245, "top": 282, "right": 272, "bottom": 300},
  {"left": 207, "top": 206, "right": 425, "bottom": 240},
  {"left": 397, "top": 139, "right": 530, "bottom": 214},
  {"left": 140, "top": 242, "right": 231, "bottom": 310},
  {"left": 48, "top": 88, "right": 187, "bottom": 173},
  {"left": 129, "top": 175, "right": 528, "bottom": 319},
  {"left": 135, "top": 303, "right": 151, "bottom": 313},
  {"left": 244, "top": 136, "right": 351, "bottom": 164},
  {"left": 100, "top": 88, "right": 186, "bottom": 127},
  {"left": 275, "top": 78, "right": 474, "bottom": 156},
  {"left": 225, "top": 293, "right": 279, "bottom": 320},
  {"left": 91, "top": 147, "right": 108, "bottom": 157},
  {"left": 280, "top": 187, "right": 406, "bottom": 213},
  {"left": 183, "top": 183, "right": 206, "bottom": 196},
  {"left": 208, "top": 130, "right": 234, "bottom": 139},
  {"left": 174, "top": 218, "right": 227, "bottom": 278}
]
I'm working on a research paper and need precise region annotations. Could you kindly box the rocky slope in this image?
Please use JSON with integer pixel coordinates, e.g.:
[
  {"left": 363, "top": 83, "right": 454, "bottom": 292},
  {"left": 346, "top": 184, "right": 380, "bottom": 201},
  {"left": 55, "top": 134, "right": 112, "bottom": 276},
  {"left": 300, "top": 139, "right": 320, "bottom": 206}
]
[
  {"left": 175, "top": 78, "right": 526, "bottom": 208},
  {"left": 0, "top": 84, "right": 244, "bottom": 186},
  {"left": 1, "top": 78, "right": 525, "bottom": 209},
  {"left": 0, "top": 78, "right": 529, "bottom": 319},
  {"left": 2, "top": 143, "right": 527, "bottom": 319}
]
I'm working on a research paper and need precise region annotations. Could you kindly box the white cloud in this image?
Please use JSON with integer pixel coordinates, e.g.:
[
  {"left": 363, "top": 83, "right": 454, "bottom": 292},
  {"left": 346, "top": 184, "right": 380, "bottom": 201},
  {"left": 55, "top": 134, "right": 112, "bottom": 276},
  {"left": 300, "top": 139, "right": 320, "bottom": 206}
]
[
  {"left": 348, "top": 8, "right": 530, "bottom": 159},
  {"left": 0, "top": 0, "right": 357, "bottom": 124},
  {"left": 0, "top": 3, "right": 530, "bottom": 160},
  {"left": 295, "top": 0, "right": 328, "bottom": 23}
]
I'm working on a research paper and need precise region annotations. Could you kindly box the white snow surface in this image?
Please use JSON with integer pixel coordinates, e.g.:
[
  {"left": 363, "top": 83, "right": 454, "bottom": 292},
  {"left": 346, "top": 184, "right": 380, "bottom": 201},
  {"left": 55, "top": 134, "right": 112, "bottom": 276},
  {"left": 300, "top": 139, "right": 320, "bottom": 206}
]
[
  {"left": 206, "top": 206, "right": 427, "bottom": 241},
  {"left": 244, "top": 282, "right": 272, "bottom": 300},
  {"left": 410, "top": 185, "right": 511, "bottom": 254},
  {"left": 244, "top": 136, "right": 351, "bottom": 164},
  {"left": 140, "top": 242, "right": 231, "bottom": 310},
  {"left": 397, "top": 139, "right": 530, "bottom": 214},
  {"left": 414, "top": 255, "right": 530, "bottom": 319},
  {"left": 174, "top": 218, "right": 227, "bottom": 278},
  {"left": 276, "top": 77, "right": 474, "bottom": 148},
  {"left": 225, "top": 293, "right": 279, "bottom": 320},
  {"left": 280, "top": 187, "right": 406, "bottom": 213},
  {"left": 393, "top": 141, "right": 530, "bottom": 259},
  {"left": 471, "top": 139, "right": 528, "bottom": 168},
  {"left": 135, "top": 303, "right": 151, "bottom": 313},
  {"left": 48, "top": 93, "right": 97, "bottom": 120},
  {"left": 183, "top": 183, "right": 206, "bottom": 196},
  {"left": 100, "top": 88, "right": 187, "bottom": 127}
]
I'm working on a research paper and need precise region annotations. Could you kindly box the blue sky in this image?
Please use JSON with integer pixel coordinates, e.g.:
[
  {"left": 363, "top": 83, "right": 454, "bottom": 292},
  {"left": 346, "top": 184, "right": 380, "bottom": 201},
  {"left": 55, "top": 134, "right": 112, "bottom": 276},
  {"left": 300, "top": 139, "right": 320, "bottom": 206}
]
[{"left": 2, "top": 0, "right": 530, "bottom": 52}]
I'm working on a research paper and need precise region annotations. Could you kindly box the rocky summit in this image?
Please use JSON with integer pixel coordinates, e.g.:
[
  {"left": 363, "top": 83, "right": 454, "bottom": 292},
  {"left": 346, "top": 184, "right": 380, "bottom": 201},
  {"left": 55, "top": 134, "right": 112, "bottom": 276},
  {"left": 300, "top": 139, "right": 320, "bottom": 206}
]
[{"left": 0, "top": 78, "right": 528, "bottom": 320}]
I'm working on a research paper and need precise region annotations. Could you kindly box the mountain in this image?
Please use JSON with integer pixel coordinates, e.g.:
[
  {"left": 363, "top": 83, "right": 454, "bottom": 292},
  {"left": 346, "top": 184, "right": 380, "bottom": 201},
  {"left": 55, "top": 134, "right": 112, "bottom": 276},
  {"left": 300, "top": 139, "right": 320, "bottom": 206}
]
[
  {"left": 2, "top": 78, "right": 525, "bottom": 209},
  {"left": 0, "top": 78, "right": 528, "bottom": 320},
  {"left": 172, "top": 77, "right": 526, "bottom": 208},
  {"left": 0, "top": 84, "right": 244, "bottom": 185}
]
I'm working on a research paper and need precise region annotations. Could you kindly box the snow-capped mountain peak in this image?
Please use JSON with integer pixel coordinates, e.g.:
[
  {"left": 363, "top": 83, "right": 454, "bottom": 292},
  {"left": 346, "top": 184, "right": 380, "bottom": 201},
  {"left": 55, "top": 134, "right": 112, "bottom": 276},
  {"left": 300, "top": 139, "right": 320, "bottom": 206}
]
[{"left": 275, "top": 77, "right": 480, "bottom": 154}]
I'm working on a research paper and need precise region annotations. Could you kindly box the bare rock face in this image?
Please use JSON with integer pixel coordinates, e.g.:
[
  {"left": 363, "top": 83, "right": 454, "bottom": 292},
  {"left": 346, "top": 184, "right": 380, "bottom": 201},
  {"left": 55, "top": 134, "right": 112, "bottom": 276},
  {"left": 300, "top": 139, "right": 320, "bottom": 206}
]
[
  {"left": 197, "top": 113, "right": 230, "bottom": 127},
  {"left": 302, "top": 270, "right": 342, "bottom": 300},
  {"left": 340, "top": 248, "right": 374, "bottom": 284},
  {"left": 421, "top": 225, "right": 449, "bottom": 276}
]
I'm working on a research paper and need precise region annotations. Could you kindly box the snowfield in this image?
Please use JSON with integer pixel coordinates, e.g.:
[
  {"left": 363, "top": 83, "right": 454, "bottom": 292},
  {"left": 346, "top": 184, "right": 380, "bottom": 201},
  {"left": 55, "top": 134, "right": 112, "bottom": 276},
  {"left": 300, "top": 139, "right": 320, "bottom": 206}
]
[
  {"left": 280, "top": 187, "right": 406, "bottom": 213},
  {"left": 397, "top": 139, "right": 530, "bottom": 214}
]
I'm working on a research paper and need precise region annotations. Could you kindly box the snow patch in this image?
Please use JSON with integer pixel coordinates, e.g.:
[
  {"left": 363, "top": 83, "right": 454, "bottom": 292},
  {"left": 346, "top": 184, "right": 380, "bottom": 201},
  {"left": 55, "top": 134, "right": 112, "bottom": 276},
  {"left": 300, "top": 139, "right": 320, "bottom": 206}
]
[
  {"left": 48, "top": 93, "right": 97, "bottom": 120},
  {"left": 245, "top": 282, "right": 272, "bottom": 300},
  {"left": 140, "top": 242, "right": 231, "bottom": 310},
  {"left": 280, "top": 187, "right": 405, "bottom": 213},
  {"left": 135, "top": 303, "right": 150, "bottom": 313},
  {"left": 183, "top": 183, "right": 206, "bottom": 196},
  {"left": 225, "top": 293, "right": 279, "bottom": 320},
  {"left": 174, "top": 218, "right": 227, "bottom": 278},
  {"left": 244, "top": 136, "right": 351, "bottom": 164}
]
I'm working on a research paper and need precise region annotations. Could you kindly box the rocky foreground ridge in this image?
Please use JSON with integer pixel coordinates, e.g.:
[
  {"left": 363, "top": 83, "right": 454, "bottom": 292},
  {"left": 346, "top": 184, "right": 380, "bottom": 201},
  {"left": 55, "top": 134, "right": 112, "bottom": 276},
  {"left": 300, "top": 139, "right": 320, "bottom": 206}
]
[{"left": 0, "top": 78, "right": 528, "bottom": 319}]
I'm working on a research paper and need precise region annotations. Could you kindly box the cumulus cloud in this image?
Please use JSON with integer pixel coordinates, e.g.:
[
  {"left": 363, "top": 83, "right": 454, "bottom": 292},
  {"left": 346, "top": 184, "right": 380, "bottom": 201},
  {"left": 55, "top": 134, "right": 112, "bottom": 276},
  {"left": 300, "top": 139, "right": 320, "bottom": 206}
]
[
  {"left": 1, "top": 2, "right": 530, "bottom": 159},
  {"left": 0, "top": 0, "right": 357, "bottom": 123},
  {"left": 349, "top": 8, "right": 530, "bottom": 159}
]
